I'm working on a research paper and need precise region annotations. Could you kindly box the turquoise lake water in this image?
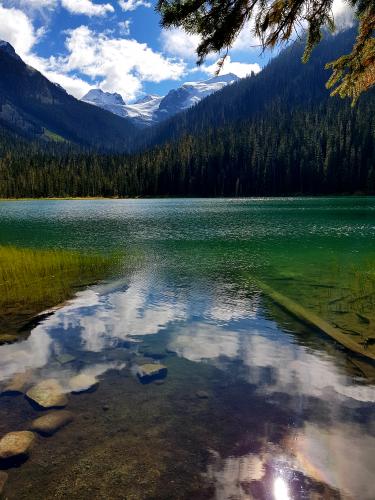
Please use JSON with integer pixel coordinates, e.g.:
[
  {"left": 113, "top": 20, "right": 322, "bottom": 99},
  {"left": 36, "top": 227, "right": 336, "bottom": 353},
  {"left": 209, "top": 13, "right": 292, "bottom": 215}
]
[{"left": 0, "top": 197, "right": 374, "bottom": 499}]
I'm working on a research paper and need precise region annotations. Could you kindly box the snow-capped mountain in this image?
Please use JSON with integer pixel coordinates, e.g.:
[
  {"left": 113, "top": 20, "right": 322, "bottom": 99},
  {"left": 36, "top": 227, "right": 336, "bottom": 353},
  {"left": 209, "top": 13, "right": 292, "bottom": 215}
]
[
  {"left": 155, "top": 73, "right": 239, "bottom": 122},
  {"left": 81, "top": 73, "right": 239, "bottom": 127},
  {"left": 82, "top": 89, "right": 126, "bottom": 116},
  {"left": 121, "top": 94, "right": 163, "bottom": 127}
]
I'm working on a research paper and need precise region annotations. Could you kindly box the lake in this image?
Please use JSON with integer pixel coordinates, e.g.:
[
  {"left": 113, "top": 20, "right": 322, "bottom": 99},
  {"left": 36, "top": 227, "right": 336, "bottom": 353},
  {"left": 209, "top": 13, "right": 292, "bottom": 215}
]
[{"left": 0, "top": 197, "right": 374, "bottom": 499}]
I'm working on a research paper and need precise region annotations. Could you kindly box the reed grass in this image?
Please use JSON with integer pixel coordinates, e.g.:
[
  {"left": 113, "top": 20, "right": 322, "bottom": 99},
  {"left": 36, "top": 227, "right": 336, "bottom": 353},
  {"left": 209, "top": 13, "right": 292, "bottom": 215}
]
[{"left": 0, "top": 246, "right": 115, "bottom": 336}]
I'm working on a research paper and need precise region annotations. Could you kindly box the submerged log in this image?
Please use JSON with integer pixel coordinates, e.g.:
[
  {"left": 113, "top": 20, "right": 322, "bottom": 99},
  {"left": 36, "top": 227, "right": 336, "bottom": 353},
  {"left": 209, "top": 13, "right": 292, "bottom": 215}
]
[{"left": 257, "top": 280, "right": 375, "bottom": 361}]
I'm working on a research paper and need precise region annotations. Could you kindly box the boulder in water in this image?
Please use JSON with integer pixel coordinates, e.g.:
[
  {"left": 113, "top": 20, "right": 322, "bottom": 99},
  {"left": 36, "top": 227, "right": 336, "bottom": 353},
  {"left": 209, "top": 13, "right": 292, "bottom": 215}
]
[
  {"left": 30, "top": 410, "right": 74, "bottom": 436},
  {"left": 26, "top": 379, "right": 68, "bottom": 409},
  {"left": 137, "top": 363, "right": 167, "bottom": 384},
  {"left": 69, "top": 373, "right": 99, "bottom": 393},
  {"left": 1, "top": 370, "right": 32, "bottom": 395},
  {"left": 0, "top": 431, "right": 36, "bottom": 461}
]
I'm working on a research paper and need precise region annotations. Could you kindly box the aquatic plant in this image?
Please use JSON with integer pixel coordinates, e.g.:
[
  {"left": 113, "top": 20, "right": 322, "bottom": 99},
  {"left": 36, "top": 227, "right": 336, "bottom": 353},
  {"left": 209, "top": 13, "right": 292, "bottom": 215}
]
[{"left": 0, "top": 246, "right": 116, "bottom": 337}]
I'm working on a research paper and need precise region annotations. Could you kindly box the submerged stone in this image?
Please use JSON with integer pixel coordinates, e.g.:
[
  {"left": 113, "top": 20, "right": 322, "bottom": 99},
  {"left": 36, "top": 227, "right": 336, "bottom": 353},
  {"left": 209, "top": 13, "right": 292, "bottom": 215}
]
[
  {"left": 1, "top": 370, "right": 32, "bottom": 395},
  {"left": 137, "top": 363, "right": 168, "bottom": 384},
  {"left": 0, "top": 431, "right": 36, "bottom": 460},
  {"left": 0, "top": 471, "right": 8, "bottom": 494},
  {"left": 30, "top": 410, "right": 74, "bottom": 436},
  {"left": 26, "top": 379, "right": 68, "bottom": 409},
  {"left": 69, "top": 373, "right": 99, "bottom": 393}
]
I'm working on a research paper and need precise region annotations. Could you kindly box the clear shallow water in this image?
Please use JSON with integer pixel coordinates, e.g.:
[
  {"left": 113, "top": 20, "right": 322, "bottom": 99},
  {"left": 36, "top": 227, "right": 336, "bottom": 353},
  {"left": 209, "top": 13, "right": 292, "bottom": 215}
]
[{"left": 0, "top": 198, "right": 374, "bottom": 499}]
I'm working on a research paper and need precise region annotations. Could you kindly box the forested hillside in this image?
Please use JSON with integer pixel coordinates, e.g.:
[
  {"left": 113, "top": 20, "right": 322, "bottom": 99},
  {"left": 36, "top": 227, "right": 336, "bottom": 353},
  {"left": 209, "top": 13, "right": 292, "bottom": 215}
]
[
  {"left": 0, "top": 28, "right": 374, "bottom": 198},
  {"left": 1, "top": 93, "right": 374, "bottom": 197},
  {"left": 138, "top": 28, "right": 358, "bottom": 149}
]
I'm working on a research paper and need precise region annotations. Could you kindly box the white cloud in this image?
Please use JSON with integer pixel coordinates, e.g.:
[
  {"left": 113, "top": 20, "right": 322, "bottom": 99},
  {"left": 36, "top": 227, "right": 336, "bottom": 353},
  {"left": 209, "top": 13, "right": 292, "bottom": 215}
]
[
  {"left": 0, "top": 4, "right": 91, "bottom": 97},
  {"left": 0, "top": 2, "right": 186, "bottom": 100},
  {"left": 0, "top": 3, "right": 38, "bottom": 57},
  {"left": 232, "top": 21, "right": 261, "bottom": 51},
  {"left": 161, "top": 21, "right": 262, "bottom": 61},
  {"left": 18, "top": 0, "right": 57, "bottom": 8},
  {"left": 202, "top": 56, "right": 261, "bottom": 78},
  {"left": 118, "top": 19, "right": 131, "bottom": 35},
  {"left": 118, "top": 0, "right": 150, "bottom": 12},
  {"left": 21, "top": 50, "right": 91, "bottom": 97},
  {"left": 169, "top": 323, "right": 239, "bottom": 362},
  {"left": 160, "top": 27, "right": 201, "bottom": 60},
  {"left": 332, "top": 0, "right": 355, "bottom": 30},
  {"left": 61, "top": 0, "right": 114, "bottom": 16},
  {"left": 56, "top": 25, "right": 186, "bottom": 99}
]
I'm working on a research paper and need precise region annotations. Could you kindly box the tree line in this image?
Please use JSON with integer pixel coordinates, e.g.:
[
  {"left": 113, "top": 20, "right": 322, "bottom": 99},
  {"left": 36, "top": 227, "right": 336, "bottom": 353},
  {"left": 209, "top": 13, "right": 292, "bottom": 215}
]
[{"left": 1, "top": 95, "right": 373, "bottom": 198}]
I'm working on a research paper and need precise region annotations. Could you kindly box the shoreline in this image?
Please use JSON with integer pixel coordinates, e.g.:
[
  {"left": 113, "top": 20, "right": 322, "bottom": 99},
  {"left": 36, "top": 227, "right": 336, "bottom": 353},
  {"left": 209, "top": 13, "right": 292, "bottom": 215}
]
[{"left": 0, "top": 194, "right": 374, "bottom": 201}]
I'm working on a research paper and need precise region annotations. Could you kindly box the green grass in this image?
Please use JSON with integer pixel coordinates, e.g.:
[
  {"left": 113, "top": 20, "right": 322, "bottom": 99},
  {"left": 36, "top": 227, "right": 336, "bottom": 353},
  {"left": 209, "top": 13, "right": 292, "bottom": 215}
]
[{"left": 0, "top": 246, "right": 115, "bottom": 338}]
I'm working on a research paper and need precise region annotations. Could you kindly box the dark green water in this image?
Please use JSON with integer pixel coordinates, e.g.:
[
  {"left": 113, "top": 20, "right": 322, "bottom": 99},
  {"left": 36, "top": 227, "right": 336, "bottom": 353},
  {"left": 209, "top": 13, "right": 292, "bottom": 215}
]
[{"left": 0, "top": 198, "right": 374, "bottom": 499}]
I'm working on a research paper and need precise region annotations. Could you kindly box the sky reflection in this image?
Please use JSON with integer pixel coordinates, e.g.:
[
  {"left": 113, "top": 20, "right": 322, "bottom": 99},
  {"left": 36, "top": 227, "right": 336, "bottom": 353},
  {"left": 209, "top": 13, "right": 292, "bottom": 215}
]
[{"left": 0, "top": 270, "right": 374, "bottom": 498}]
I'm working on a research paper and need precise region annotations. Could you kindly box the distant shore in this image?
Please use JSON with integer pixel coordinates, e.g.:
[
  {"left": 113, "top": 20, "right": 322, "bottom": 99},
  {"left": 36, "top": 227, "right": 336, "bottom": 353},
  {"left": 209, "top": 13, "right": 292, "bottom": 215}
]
[{"left": 0, "top": 193, "right": 373, "bottom": 201}]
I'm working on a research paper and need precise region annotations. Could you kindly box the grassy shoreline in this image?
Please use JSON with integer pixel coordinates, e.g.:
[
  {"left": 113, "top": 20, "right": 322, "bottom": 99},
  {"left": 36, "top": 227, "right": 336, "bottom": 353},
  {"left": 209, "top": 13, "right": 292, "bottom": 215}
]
[{"left": 0, "top": 246, "right": 115, "bottom": 341}]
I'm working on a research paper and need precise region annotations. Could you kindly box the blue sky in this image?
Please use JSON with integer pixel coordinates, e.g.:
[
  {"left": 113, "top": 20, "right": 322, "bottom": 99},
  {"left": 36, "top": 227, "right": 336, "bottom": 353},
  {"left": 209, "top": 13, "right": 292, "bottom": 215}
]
[{"left": 0, "top": 0, "right": 351, "bottom": 101}]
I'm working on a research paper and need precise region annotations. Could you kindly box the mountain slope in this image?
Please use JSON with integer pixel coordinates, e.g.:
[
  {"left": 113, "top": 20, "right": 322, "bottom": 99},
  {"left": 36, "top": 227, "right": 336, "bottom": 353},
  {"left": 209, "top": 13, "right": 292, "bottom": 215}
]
[
  {"left": 140, "top": 28, "right": 360, "bottom": 149},
  {"left": 81, "top": 73, "right": 239, "bottom": 127},
  {"left": 1, "top": 27, "right": 374, "bottom": 198},
  {"left": 0, "top": 42, "right": 137, "bottom": 151}
]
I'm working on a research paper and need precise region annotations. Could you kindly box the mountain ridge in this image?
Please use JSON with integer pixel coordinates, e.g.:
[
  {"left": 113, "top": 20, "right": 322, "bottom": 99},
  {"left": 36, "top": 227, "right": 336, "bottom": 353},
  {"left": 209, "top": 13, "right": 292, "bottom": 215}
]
[{"left": 81, "top": 73, "right": 239, "bottom": 127}]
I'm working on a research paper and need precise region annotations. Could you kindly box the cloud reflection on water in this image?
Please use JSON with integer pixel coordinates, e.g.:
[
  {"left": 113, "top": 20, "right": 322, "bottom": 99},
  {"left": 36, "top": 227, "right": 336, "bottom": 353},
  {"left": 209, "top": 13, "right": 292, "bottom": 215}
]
[{"left": 0, "top": 272, "right": 374, "bottom": 499}]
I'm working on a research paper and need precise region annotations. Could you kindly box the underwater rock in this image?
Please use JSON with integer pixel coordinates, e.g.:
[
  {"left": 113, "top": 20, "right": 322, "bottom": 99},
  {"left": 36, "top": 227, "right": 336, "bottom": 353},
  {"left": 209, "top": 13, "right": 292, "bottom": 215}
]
[
  {"left": 137, "top": 363, "right": 168, "bottom": 384},
  {"left": 69, "top": 373, "right": 99, "bottom": 393},
  {"left": 0, "top": 431, "right": 36, "bottom": 461},
  {"left": 196, "top": 391, "right": 210, "bottom": 399},
  {"left": 56, "top": 354, "right": 76, "bottom": 365},
  {"left": 0, "top": 334, "right": 19, "bottom": 345},
  {"left": 26, "top": 379, "right": 68, "bottom": 409},
  {"left": 1, "top": 370, "right": 32, "bottom": 395},
  {"left": 0, "top": 471, "right": 8, "bottom": 494},
  {"left": 30, "top": 410, "right": 74, "bottom": 436}
]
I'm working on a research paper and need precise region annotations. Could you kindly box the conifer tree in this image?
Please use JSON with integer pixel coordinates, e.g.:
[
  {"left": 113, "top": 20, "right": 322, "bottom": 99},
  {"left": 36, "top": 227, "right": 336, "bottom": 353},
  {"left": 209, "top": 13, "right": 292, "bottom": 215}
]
[{"left": 157, "top": 0, "right": 375, "bottom": 102}]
